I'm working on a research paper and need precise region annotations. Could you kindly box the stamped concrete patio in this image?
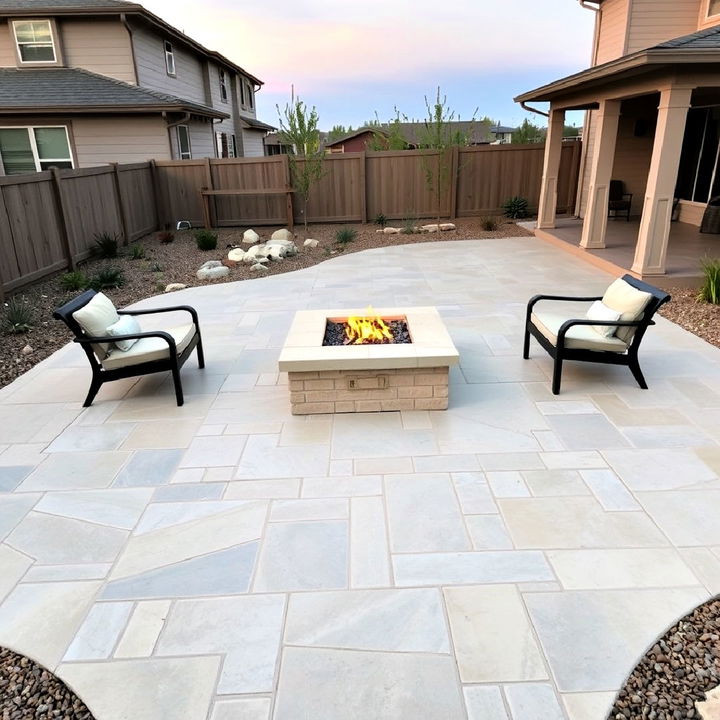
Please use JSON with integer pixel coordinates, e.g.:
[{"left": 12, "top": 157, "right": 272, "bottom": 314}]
[{"left": 1, "top": 237, "right": 719, "bottom": 720}]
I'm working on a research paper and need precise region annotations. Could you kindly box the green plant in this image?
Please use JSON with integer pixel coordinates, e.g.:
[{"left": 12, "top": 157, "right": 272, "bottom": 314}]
[
  {"left": 92, "top": 232, "right": 120, "bottom": 259},
  {"left": 158, "top": 231, "right": 175, "bottom": 244},
  {"left": 400, "top": 215, "right": 417, "bottom": 235},
  {"left": 502, "top": 196, "right": 529, "bottom": 219},
  {"left": 335, "top": 227, "right": 357, "bottom": 245},
  {"left": 150, "top": 262, "right": 163, "bottom": 273},
  {"left": 130, "top": 244, "right": 146, "bottom": 260},
  {"left": 60, "top": 270, "right": 88, "bottom": 291},
  {"left": 480, "top": 216, "right": 500, "bottom": 232},
  {"left": 374, "top": 213, "right": 388, "bottom": 228},
  {"left": 194, "top": 230, "right": 218, "bottom": 251},
  {"left": 2, "top": 296, "right": 33, "bottom": 334},
  {"left": 88, "top": 266, "right": 125, "bottom": 290},
  {"left": 698, "top": 256, "right": 720, "bottom": 304}
]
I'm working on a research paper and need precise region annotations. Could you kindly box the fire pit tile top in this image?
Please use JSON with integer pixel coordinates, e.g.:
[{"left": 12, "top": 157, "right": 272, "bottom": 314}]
[{"left": 278, "top": 306, "right": 459, "bottom": 373}]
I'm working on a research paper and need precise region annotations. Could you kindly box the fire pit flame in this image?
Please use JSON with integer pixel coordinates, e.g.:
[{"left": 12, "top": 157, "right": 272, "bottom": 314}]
[{"left": 345, "top": 307, "right": 394, "bottom": 345}]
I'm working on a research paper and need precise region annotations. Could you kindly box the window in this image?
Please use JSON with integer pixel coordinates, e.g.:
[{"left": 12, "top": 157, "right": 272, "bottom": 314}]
[
  {"left": 676, "top": 107, "right": 720, "bottom": 204},
  {"left": 13, "top": 20, "right": 56, "bottom": 63},
  {"left": 219, "top": 69, "right": 228, "bottom": 103},
  {"left": 0, "top": 126, "right": 73, "bottom": 175},
  {"left": 246, "top": 81, "right": 254, "bottom": 109},
  {"left": 708, "top": 0, "right": 720, "bottom": 16},
  {"left": 177, "top": 125, "right": 191, "bottom": 160},
  {"left": 239, "top": 78, "right": 245, "bottom": 106},
  {"left": 229, "top": 134, "right": 236, "bottom": 158},
  {"left": 164, "top": 41, "right": 175, "bottom": 76}
]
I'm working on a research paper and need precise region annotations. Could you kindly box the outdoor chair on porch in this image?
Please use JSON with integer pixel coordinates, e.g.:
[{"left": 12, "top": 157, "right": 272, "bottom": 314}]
[
  {"left": 523, "top": 275, "right": 670, "bottom": 395},
  {"left": 608, "top": 180, "right": 633, "bottom": 221},
  {"left": 53, "top": 290, "right": 204, "bottom": 407}
]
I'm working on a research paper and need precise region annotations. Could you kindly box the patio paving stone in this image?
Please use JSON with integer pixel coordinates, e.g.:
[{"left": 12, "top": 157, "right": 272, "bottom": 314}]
[
  {"left": 17, "top": 451, "right": 130, "bottom": 491},
  {"left": 0, "top": 465, "right": 33, "bottom": 492},
  {"left": 463, "top": 685, "right": 509, "bottom": 720},
  {"left": 504, "top": 683, "right": 566, "bottom": 720},
  {"left": 210, "top": 698, "right": 271, "bottom": 720},
  {"left": 114, "top": 599, "right": 170, "bottom": 658},
  {"left": 0, "top": 544, "right": 33, "bottom": 602},
  {"left": 64, "top": 601, "right": 133, "bottom": 660},
  {"left": 636, "top": 490, "right": 720, "bottom": 545}
]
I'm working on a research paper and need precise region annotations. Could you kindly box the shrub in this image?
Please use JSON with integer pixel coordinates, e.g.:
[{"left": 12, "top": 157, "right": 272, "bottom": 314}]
[
  {"left": 698, "top": 257, "right": 720, "bottom": 305},
  {"left": 60, "top": 270, "right": 88, "bottom": 291},
  {"left": 150, "top": 262, "right": 163, "bottom": 273},
  {"left": 2, "top": 296, "right": 33, "bottom": 334},
  {"left": 92, "top": 232, "right": 120, "bottom": 259},
  {"left": 400, "top": 219, "right": 417, "bottom": 235},
  {"left": 88, "top": 266, "right": 125, "bottom": 290},
  {"left": 158, "top": 231, "right": 175, "bottom": 244},
  {"left": 130, "top": 244, "right": 146, "bottom": 260},
  {"left": 480, "top": 216, "right": 500, "bottom": 232},
  {"left": 373, "top": 213, "right": 388, "bottom": 228},
  {"left": 335, "top": 227, "right": 357, "bottom": 245},
  {"left": 502, "top": 196, "right": 529, "bottom": 219},
  {"left": 194, "top": 230, "right": 218, "bottom": 251}
]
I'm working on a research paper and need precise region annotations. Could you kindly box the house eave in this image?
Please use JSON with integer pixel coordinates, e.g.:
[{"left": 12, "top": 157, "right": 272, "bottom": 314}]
[{"left": 0, "top": 104, "right": 229, "bottom": 117}]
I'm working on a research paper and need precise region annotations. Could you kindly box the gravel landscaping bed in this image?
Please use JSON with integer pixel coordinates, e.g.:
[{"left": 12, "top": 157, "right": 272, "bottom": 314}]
[
  {"left": 659, "top": 287, "right": 720, "bottom": 349},
  {"left": 609, "top": 597, "right": 720, "bottom": 720},
  {"left": 0, "top": 647, "right": 94, "bottom": 719}
]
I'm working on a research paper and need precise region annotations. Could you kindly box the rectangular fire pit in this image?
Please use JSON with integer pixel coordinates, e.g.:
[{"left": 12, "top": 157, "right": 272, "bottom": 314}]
[{"left": 278, "top": 306, "right": 459, "bottom": 415}]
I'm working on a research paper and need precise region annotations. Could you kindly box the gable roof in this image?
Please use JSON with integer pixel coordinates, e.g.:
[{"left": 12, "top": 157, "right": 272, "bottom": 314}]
[
  {"left": 0, "top": 0, "right": 263, "bottom": 86},
  {"left": 0, "top": 67, "right": 229, "bottom": 117},
  {"left": 654, "top": 25, "right": 720, "bottom": 49}
]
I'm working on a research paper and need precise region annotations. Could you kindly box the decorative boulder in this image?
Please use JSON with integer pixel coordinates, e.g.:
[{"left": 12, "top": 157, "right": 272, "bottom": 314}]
[
  {"left": 250, "top": 262, "right": 269, "bottom": 272},
  {"left": 243, "top": 229, "right": 260, "bottom": 245},
  {"left": 422, "top": 224, "right": 440, "bottom": 233},
  {"left": 304, "top": 238, "right": 319, "bottom": 247},
  {"left": 21, "top": 344, "right": 33, "bottom": 355},
  {"left": 384, "top": 227, "right": 400, "bottom": 234},
  {"left": 164, "top": 283, "right": 187, "bottom": 293},
  {"left": 271, "top": 228, "right": 293, "bottom": 242},
  {"left": 196, "top": 261, "right": 230, "bottom": 280},
  {"left": 439, "top": 223, "right": 456, "bottom": 231},
  {"left": 244, "top": 245, "right": 267, "bottom": 259},
  {"left": 269, "top": 246, "right": 289, "bottom": 261},
  {"left": 227, "top": 248, "right": 246, "bottom": 263}
]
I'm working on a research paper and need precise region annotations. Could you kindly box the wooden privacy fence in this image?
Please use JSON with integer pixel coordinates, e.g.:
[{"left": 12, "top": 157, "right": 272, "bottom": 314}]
[{"left": 0, "top": 143, "right": 581, "bottom": 297}]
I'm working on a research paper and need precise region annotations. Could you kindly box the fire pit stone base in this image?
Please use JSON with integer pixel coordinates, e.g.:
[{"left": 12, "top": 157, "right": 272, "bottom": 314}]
[{"left": 288, "top": 367, "right": 449, "bottom": 415}]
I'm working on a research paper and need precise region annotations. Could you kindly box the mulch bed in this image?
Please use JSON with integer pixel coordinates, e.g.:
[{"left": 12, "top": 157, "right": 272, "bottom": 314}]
[
  {"left": 659, "top": 287, "right": 720, "bottom": 349},
  {"left": 0, "top": 647, "right": 94, "bottom": 719},
  {"left": 609, "top": 597, "right": 720, "bottom": 720}
]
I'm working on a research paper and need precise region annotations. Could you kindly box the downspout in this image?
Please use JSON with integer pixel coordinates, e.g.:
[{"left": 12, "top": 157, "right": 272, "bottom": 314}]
[
  {"left": 578, "top": 0, "right": 601, "bottom": 66},
  {"left": 520, "top": 101, "right": 549, "bottom": 119},
  {"left": 120, "top": 13, "right": 139, "bottom": 85},
  {"left": 165, "top": 111, "right": 191, "bottom": 159}
]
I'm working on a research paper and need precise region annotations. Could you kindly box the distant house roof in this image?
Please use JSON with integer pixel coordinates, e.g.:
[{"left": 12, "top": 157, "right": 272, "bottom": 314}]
[
  {"left": 0, "top": 67, "right": 228, "bottom": 117},
  {"left": 516, "top": 26, "right": 720, "bottom": 104},
  {"left": 490, "top": 124, "right": 516, "bottom": 134},
  {"left": 0, "top": 0, "right": 263, "bottom": 86}
]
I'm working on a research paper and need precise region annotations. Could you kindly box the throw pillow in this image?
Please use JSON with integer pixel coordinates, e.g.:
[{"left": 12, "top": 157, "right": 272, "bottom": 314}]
[
  {"left": 72, "top": 292, "right": 119, "bottom": 358},
  {"left": 585, "top": 300, "right": 622, "bottom": 338},
  {"left": 106, "top": 315, "right": 142, "bottom": 352}
]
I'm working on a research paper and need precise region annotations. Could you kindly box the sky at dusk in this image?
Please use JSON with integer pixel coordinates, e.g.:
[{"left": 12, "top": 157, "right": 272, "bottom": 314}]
[{"left": 141, "top": 0, "right": 596, "bottom": 131}]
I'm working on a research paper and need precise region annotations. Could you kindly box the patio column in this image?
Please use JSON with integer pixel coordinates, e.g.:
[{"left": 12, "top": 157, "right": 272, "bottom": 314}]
[
  {"left": 580, "top": 99, "right": 621, "bottom": 249},
  {"left": 537, "top": 107, "right": 566, "bottom": 229},
  {"left": 631, "top": 85, "right": 692, "bottom": 275}
]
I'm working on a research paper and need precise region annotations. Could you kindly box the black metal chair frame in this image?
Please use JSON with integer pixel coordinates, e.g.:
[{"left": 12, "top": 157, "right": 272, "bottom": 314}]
[
  {"left": 53, "top": 290, "right": 205, "bottom": 407},
  {"left": 608, "top": 180, "right": 633, "bottom": 221},
  {"left": 523, "top": 275, "right": 670, "bottom": 395}
]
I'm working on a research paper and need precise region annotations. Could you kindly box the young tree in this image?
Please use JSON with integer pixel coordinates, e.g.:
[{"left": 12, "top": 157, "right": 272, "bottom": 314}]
[
  {"left": 512, "top": 118, "right": 545, "bottom": 144},
  {"left": 277, "top": 94, "right": 324, "bottom": 234},
  {"left": 366, "top": 109, "right": 409, "bottom": 151},
  {"left": 327, "top": 124, "right": 350, "bottom": 144}
]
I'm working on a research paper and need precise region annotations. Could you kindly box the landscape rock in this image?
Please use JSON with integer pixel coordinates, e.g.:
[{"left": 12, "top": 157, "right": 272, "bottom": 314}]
[
  {"left": 304, "top": 238, "right": 319, "bottom": 247},
  {"left": 268, "top": 246, "right": 286, "bottom": 261},
  {"left": 250, "top": 262, "right": 269, "bottom": 272},
  {"left": 384, "top": 227, "right": 400, "bottom": 234},
  {"left": 243, "top": 228, "right": 260, "bottom": 244},
  {"left": 271, "top": 228, "right": 293, "bottom": 242},
  {"left": 227, "top": 248, "right": 246, "bottom": 262},
  {"left": 196, "top": 261, "right": 230, "bottom": 280},
  {"left": 164, "top": 283, "right": 187, "bottom": 293},
  {"left": 440, "top": 223, "right": 456, "bottom": 231},
  {"left": 244, "top": 245, "right": 269, "bottom": 259},
  {"left": 422, "top": 224, "right": 439, "bottom": 232},
  {"left": 21, "top": 344, "right": 33, "bottom": 355},
  {"left": 266, "top": 238, "right": 298, "bottom": 256}
]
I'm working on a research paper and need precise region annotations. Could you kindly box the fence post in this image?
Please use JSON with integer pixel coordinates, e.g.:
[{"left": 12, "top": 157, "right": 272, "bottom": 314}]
[
  {"left": 359, "top": 151, "right": 368, "bottom": 223},
  {"left": 149, "top": 160, "right": 165, "bottom": 230},
  {"left": 111, "top": 163, "right": 130, "bottom": 245},
  {"left": 204, "top": 157, "right": 215, "bottom": 227},
  {"left": 449, "top": 146, "right": 459, "bottom": 220},
  {"left": 50, "top": 167, "right": 75, "bottom": 271}
]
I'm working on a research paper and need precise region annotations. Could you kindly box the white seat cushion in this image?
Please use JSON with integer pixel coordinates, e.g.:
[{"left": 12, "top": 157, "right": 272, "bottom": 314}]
[
  {"left": 531, "top": 311, "right": 628, "bottom": 353},
  {"left": 72, "top": 292, "right": 119, "bottom": 359},
  {"left": 101, "top": 324, "right": 195, "bottom": 370},
  {"left": 602, "top": 278, "right": 652, "bottom": 343}
]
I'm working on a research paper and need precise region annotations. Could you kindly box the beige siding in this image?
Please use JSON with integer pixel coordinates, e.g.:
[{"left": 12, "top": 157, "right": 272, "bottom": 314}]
[
  {"left": 610, "top": 114, "right": 653, "bottom": 216},
  {"left": 0, "top": 20, "right": 15, "bottom": 66},
  {"left": 627, "top": 0, "right": 700, "bottom": 52},
  {"left": 132, "top": 24, "right": 206, "bottom": 104},
  {"left": 596, "top": 0, "right": 629, "bottom": 64},
  {"left": 71, "top": 115, "right": 170, "bottom": 166},
  {"left": 59, "top": 18, "right": 135, "bottom": 83}
]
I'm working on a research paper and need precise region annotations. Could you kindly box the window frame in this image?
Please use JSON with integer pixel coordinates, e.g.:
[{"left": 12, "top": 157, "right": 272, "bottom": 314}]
[
  {"left": 219, "top": 69, "right": 228, "bottom": 103},
  {"left": 12, "top": 18, "right": 58, "bottom": 65},
  {"left": 708, "top": 0, "right": 720, "bottom": 17},
  {"left": 0, "top": 124, "right": 74, "bottom": 174},
  {"left": 246, "top": 80, "right": 254, "bottom": 109},
  {"left": 164, "top": 40, "right": 176, "bottom": 76},
  {"left": 176, "top": 124, "right": 192, "bottom": 160},
  {"left": 229, "top": 134, "right": 236, "bottom": 158},
  {"left": 239, "top": 77, "right": 246, "bottom": 106}
]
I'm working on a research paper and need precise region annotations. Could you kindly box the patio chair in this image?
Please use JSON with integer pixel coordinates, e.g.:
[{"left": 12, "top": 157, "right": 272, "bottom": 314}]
[
  {"left": 53, "top": 290, "right": 204, "bottom": 407},
  {"left": 523, "top": 275, "right": 670, "bottom": 395},
  {"left": 608, "top": 180, "right": 633, "bottom": 221}
]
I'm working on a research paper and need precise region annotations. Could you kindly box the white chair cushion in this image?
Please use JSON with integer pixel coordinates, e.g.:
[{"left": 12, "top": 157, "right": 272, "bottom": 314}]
[
  {"left": 101, "top": 324, "right": 195, "bottom": 370},
  {"left": 106, "top": 315, "right": 141, "bottom": 352},
  {"left": 585, "top": 300, "right": 622, "bottom": 338},
  {"left": 531, "top": 311, "right": 628, "bottom": 353},
  {"left": 72, "top": 292, "right": 119, "bottom": 359},
  {"left": 602, "top": 278, "right": 652, "bottom": 343}
]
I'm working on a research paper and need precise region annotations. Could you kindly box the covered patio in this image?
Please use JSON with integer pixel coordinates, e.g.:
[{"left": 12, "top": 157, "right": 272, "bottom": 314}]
[{"left": 516, "top": 27, "right": 720, "bottom": 281}]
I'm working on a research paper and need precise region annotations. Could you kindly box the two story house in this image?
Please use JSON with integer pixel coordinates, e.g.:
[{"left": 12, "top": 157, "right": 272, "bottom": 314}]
[
  {"left": 516, "top": 0, "right": 720, "bottom": 278},
  {"left": 0, "top": 0, "right": 275, "bottom": 174}
]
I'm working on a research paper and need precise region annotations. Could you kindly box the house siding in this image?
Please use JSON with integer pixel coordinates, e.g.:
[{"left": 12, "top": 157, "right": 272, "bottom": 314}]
[
  {"left": 610, "top": 114, "right": 653, "bottom": 216},
  {"left": 168, "top": 117, "right": 215, "bottom": 159},
  {"left": 207, "top": 60, "right": 236, "bottom": 139},
  {"left": 71, "top": 115, "right": 170, "bottom": 166},
  {"left": 242, "top": 129, "right": 265, "bottom": 157},
  {"left": 59, "top": 18, "right": 135, "bottom": 83},
  {"left": 0, "top": 20, "right": 15, "bottom": 66},
  {"left": 595, "top": 0, "right": 629, "bottom": 64},
  {"left": 626, "top": 0, "right": 700, "bottom": 52}
]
